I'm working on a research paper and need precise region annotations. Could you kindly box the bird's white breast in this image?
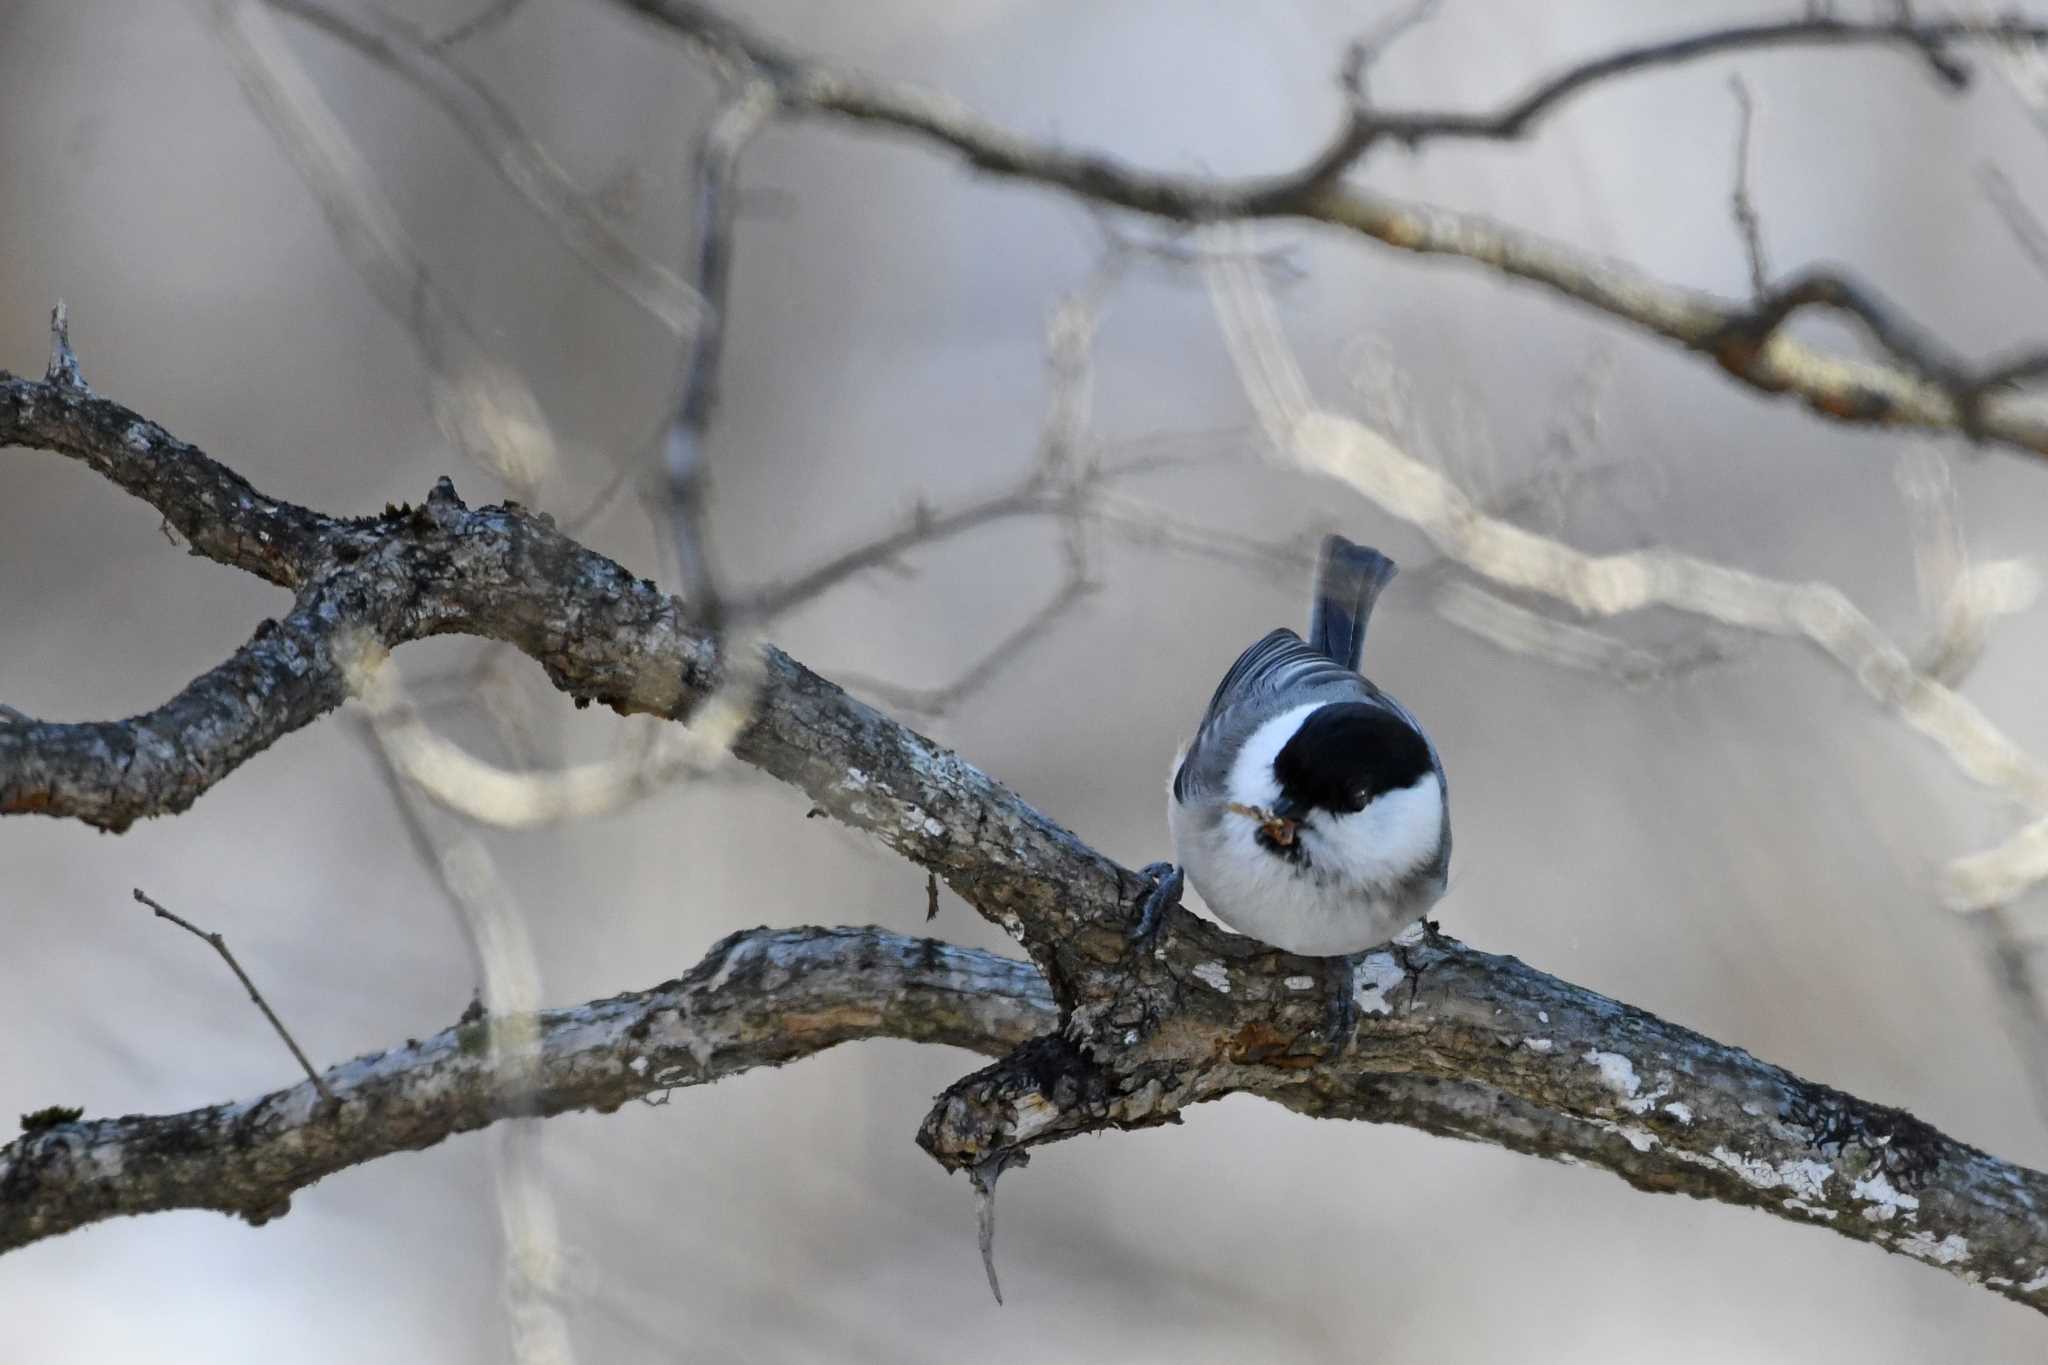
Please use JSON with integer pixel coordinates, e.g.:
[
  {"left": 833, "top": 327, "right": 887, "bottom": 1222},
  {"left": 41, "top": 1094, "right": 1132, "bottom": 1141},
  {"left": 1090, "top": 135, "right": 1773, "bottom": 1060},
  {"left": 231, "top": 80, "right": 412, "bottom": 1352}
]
[{"left": 1167, "top": 702, "right": 1444, "bottom": 957}]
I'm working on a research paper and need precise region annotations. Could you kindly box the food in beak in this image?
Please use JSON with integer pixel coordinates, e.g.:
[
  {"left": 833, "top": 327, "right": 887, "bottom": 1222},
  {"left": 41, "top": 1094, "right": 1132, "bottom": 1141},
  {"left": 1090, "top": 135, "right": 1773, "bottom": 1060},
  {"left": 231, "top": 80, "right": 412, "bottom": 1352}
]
[{"left": 1227, "top": 802, "right": 1299, "bottom": 847}]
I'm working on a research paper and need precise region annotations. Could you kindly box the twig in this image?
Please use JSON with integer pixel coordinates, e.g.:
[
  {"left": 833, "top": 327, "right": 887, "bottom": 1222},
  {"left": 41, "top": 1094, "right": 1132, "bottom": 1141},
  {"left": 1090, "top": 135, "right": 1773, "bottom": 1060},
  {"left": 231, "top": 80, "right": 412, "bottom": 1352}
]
[
  {"left": 134, "top": 888, "right": 333, "bottom": 1103},
  {"left": 432, "top": 0, "right": 529, "bottom": 47},
  {"left": 1978, "top": 164, "right": 2048, "bottom": 283},
  {"left": 1337, "top": 0, "right": 1443, "bottom": 107},
  {"left": 1727, "top": 75, "right": 1770, "bottom": 299},
  {"left": 44, "top": 301, "right": 85, "bottom": 390},
  {"left": 659, "top": 81, "right": 778, "bottom": 627}
]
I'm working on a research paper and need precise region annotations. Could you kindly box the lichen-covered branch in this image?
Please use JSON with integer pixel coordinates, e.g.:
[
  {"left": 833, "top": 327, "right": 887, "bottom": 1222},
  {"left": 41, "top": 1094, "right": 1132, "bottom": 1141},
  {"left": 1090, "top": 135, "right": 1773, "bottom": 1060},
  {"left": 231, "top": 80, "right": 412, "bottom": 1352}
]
[
  {"left": 0, "top": 926, "right": 1053, "bottom": 1252},
  {"left": 7, "top": 362, "right": 2048, "bottom": 1312},
  {"left": 919, "top": 928, "right": 2048, "bottom": 1315},
  {"left": 612, "top": 0, "right": 2048, "bottom": 459}
]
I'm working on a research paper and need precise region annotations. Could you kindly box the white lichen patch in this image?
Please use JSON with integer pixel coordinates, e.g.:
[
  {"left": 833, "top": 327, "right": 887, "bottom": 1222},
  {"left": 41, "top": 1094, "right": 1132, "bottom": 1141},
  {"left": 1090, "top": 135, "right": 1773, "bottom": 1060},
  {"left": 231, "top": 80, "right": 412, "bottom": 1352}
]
[
  {"left": 629, "top": 1055, "right": 650, "bottom": 1076},
  {"left": 2022, "top": 1267, "right": 2048, "bottom": 1294},
  {"left": 1895, "top": 1231, "right": 1971, "bottom": 1266},
  {"left": 1783, "top": 1198, "right": 1837, "bottom": 1221},
  {"left": 1192, "top": 960, "right": 1232, "bottom": 994},
  {"left": 1284, "top": 975, "right": 1315, "bottom": 992},
  {"left": 1851, "top": 1171, "right": 1920, "bottom": 1223},
  {"left": 1011, "top": 1091, "right": 1062, "bottom": 1141},
  {"left": 1623, "top": 1071, "right": 1675, "bottom": 1116},
  {"left": 1537, "top": 1011, "right": 1549, "bottom": 1024},
  {"left": 1662, "top": 1102, "right": 1693, "bottom": 1124},
  {"left": 1352, "top": 952, "right": 1407, "bottom": 1016},
  {"left": 1601, "top": 1121, "right": 1658, "bottom": 1153},
  {"left": 705, "top": 938, "right": 757, "bottom": 995},
  {"left": 1523, "top": 1037, "right": 1554, "bottom": 1053},
  {"left": 1708, "top": 1145, "right": 1832, "bottom": 1202},
  {"left": 1582, "top": 1049, "right": 1641, "bottom": 1100}
]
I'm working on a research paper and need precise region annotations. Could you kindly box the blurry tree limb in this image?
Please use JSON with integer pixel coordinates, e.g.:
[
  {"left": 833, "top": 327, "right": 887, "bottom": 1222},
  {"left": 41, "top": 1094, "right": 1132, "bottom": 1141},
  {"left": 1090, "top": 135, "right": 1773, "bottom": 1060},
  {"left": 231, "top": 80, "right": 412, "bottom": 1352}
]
[
  {"left": 613, "top": 0, "right": 2048, "bottom": 457},
  {"left": 7, "top": 360, "right": 2048, "bottom": 1313},
  {"left": 432, "top": 0, "right": 531, "bottom": 48},
  {"left": 1203, "top": 236, "right": 2048, "bottom": 912},
  {"left": 210, "top": 0, "right": 559, "bottom": 496},
  {"left": 656, "top": 79, "right": 775, "bottom": 627},
  {"left": 256, "top": 0, "right": 702, "bottom": 335}
]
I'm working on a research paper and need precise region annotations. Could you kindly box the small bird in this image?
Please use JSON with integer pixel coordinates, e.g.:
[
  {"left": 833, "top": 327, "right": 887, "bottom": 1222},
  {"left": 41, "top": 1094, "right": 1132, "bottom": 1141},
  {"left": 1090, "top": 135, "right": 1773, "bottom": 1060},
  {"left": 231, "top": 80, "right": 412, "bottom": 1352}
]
[{"left": 1137, "top": 535, "right": 1449, "bottom": 960}]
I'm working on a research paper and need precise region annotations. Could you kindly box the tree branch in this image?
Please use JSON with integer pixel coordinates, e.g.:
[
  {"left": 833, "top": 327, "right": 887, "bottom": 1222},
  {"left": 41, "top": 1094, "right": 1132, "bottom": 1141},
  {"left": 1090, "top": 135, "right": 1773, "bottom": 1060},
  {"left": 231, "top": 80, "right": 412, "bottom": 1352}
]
[
  {"left": 6, "top": 359, "right": 2048, "bottom": 1312},
  {"left": 610, "top": 1, "right": 2048, "bottom": 458},
  {"left": 0, "top": 926, "right": 1052, "bottom": 1251}
]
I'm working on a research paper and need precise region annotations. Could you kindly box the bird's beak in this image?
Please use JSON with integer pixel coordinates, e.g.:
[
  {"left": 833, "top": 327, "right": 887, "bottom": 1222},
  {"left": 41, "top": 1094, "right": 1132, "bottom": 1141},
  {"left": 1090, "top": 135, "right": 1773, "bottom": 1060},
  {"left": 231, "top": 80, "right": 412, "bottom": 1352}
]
[{"left": 1263, "top": 795, "right": 1307, "bottom": 847}]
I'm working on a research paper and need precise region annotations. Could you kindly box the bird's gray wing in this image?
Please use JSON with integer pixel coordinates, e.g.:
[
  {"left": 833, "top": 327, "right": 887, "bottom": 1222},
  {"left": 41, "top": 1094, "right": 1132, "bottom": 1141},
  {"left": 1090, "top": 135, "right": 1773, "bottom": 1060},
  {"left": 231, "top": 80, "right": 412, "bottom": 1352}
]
[{"left": 1173, "top": 628, "right": 1379, "bottom": 801}]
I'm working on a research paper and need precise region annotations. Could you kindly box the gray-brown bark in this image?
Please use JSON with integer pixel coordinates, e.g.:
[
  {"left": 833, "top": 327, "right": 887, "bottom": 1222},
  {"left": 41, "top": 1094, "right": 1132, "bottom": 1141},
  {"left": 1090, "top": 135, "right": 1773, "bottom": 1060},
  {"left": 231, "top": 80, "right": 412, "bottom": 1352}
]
[
  {"left": 4, "top": 360, "right": 2048, "bottom": 1314},
  {"left": 0, "top": 926, "right": 1052, "bottom": 1251}
]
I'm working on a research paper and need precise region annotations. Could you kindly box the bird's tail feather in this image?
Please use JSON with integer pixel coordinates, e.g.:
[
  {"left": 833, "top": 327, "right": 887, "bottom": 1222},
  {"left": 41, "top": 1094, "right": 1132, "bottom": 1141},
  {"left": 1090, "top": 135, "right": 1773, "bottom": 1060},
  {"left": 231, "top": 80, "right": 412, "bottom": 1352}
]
[{"left": 1307, "top": 535, "right": 1397, "bottom": 671}]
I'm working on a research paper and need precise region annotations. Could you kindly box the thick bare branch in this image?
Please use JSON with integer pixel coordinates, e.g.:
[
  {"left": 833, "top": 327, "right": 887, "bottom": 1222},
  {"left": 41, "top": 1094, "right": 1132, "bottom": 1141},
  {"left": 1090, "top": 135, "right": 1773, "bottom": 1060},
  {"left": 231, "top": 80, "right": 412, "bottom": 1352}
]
[
  {"left": 916, "top": 927, "right": 2048, "bottom": 1317},
  {"left": 0, "top": 926, "right": 1052, "bottom": 1252},
  {"left": 611, "top": 0, "right": 2048, "bottom": 458},
  {"left": 0, "top": 594, "right": 358, "bottom": 830},
  {"left": 7, "top": 361, "right": 2048, "bottom": 1311}
]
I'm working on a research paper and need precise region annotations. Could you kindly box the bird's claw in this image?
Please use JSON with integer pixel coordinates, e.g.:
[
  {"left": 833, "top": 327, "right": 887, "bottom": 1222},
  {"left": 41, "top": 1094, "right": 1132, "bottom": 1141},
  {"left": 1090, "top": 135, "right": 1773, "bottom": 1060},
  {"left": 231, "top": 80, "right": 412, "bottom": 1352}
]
[{"left": 1130, "top": 861, "right": 1182, "bottom": 942}]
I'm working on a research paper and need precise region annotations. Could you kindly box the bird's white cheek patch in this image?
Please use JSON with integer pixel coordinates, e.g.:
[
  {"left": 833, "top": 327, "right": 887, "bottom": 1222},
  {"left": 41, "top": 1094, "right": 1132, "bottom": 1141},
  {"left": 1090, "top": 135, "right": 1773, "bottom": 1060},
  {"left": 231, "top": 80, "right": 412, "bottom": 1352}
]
[
  {"left": 1222, "top": 703, "right": 1327, "bottom": 811},
  {"left": 1301, "top": 774, "right": 1442, "bottom": 887}
]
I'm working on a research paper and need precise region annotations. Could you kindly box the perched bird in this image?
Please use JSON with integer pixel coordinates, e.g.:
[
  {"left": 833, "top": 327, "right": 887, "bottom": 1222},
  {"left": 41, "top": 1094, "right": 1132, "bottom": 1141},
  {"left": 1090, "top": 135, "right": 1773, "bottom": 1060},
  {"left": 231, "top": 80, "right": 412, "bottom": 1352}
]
[{"left": 1136, "top": 535, "right": 1449, "bottom": 960}]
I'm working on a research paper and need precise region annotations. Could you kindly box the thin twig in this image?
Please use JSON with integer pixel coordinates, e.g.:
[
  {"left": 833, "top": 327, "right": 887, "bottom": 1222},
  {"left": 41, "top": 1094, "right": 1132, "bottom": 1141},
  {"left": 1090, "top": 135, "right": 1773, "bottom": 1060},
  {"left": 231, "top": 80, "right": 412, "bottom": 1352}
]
[
  {"left": 432, "top": 0, "right": 529, "bottom": 47},
  {"left": 1727, "top": 75, "right": 1770, "bottom": 299},
  {"left": 44, "top": 301, "right": 86, "bottom": 390},
  {"left": 1979, "top": 163, "right": 2048, "bottom": 282},
  {"left": 134, "top": 888, "right": 333, "bottom": 1103},
  {"left": 659, "top": 81, "right": 778, "bottom": 627},
  {"left": 1338, "top": 0, "right": 1443, "bottom": 106}
]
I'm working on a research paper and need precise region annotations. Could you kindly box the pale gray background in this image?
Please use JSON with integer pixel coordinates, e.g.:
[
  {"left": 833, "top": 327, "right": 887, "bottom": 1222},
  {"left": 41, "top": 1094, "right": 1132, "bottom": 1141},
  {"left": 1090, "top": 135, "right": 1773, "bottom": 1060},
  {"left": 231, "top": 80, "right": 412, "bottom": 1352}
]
[{"left": 5, "top": 1, "right": 2048, "bottom": 1360}]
